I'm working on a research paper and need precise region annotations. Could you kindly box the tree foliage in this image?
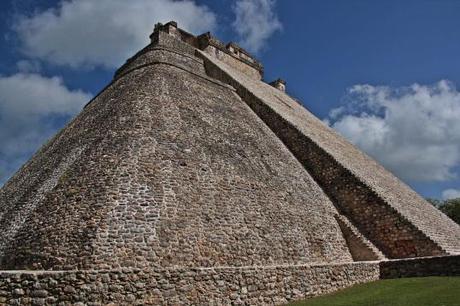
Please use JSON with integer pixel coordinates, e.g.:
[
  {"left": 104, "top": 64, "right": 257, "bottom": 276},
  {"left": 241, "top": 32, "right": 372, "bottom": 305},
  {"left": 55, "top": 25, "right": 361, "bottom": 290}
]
[{"left": 427, "top": 198, "right": 460, "bottom": 225}]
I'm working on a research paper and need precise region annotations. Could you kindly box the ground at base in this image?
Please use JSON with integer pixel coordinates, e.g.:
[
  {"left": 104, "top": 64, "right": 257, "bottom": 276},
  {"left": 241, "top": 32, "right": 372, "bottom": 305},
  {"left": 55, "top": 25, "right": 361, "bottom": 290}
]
[{"left": 288, "top": 277, "right": 460, "bottom": 306}]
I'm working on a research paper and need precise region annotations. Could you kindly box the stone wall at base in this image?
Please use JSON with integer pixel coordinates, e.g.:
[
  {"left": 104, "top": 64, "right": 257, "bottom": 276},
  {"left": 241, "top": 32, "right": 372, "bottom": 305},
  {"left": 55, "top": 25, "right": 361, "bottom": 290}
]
[
  {"left": 380, "top": 255, "right": 460, "bottom": 279},
  {"left": 0, "top": 262, "right": 379, "bottom": 305}
]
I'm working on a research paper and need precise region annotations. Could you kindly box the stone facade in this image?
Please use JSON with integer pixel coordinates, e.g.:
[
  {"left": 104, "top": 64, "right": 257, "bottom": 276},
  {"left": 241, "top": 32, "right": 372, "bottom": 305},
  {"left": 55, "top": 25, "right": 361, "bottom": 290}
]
[
  {"left": 197, "top": 49, "right": 460, "bottom": 258},
  {"left": 0, "top": 21, "right": 459, "bottom": 305},
  {"left": 0, "top": 262, "right": 379, "bottom": 305},
  {"left": 380, "top": 255, "right": 460, "bottom": 278},
  {"left": 0, "top": 22, "right": 354, "bottom": 272}
]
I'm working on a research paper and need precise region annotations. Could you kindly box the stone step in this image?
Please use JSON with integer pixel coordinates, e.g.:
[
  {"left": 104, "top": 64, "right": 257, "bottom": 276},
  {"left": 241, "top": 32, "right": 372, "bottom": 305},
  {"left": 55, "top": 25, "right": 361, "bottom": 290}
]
[{"left": 335, "top": 214, "right": 386, "bottom": 261}]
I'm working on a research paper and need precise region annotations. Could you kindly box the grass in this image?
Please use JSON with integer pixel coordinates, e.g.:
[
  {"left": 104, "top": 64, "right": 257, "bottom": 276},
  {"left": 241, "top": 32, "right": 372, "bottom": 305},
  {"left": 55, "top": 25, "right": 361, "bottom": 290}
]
[{"left": 288, "top": 277, "right": 460, "bottom": 306}]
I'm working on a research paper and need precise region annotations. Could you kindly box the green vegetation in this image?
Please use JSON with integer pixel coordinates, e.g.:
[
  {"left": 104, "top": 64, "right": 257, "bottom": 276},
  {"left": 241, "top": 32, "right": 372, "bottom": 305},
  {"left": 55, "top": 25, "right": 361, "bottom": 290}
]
[
  {"left": 427, "top": 198, "right": 460, "bottom": 225},
  {"left": 288, "top": 277, "right": 460, "bottom": 306}
]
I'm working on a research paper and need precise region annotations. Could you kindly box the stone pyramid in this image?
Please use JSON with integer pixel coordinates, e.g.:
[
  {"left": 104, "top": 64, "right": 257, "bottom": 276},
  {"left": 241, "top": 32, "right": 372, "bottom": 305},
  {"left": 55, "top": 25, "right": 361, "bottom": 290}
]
[{"left": 0, "top": 21, "right": 459, "bottom": 305}]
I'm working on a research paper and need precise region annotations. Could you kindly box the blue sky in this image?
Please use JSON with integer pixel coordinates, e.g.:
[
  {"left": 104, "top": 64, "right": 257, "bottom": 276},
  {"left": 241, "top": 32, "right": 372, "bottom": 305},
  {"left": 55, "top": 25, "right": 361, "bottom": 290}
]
[{"left": 0, "top": 0, "right": 460, "bottom": 200}]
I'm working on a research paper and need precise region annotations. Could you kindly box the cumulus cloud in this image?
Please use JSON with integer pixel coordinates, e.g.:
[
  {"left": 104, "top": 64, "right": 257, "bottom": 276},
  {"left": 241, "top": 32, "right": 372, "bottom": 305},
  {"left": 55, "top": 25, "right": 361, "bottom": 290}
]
[
  {"left": 232, "top": 0, "right": 282, "bottom": 53},
  {"left": 328, "top": 80, "right": 460, "bottom": 182},
  {"left": 13, "top": 0, "right": 216, "bottom": 69},
  {"left": 442, "top": 189, "right": 460, "bottom": 200},
  {"left": 0, "top": 73, "right": 91, "bottom": 184}
]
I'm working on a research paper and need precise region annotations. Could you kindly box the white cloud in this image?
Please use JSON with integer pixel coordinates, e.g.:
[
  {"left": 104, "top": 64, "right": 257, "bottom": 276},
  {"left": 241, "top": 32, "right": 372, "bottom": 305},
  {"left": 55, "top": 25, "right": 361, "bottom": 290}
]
[
  {"left": 13, "top": 0, "right": 216, "bottom": 69},
  {"left": 442, "top": 189, "right": 460, "bottom": 200},
  {"left": 328, "top": 80, "right": 460, "bottom": 182},
  {"left": 0, "top": 73, "right": 91, "bottom": 184},
  {"left": 232, "top": 0, "right": 282, "bottom": 53}
]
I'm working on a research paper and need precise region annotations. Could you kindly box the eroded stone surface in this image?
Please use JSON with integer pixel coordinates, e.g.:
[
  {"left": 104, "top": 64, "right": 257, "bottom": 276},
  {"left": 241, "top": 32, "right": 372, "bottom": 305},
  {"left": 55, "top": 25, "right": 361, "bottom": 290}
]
[
  {"left": 0, "top": 262, "right": 380, "bottom": 305},
  {"left": 380, "top": 255, "right": 460, "bottom": 278},
  {"left": 197, "top": 49, "right": 460, "bottom": 258},
  {"left": 0, "top": 27, "right": 352, "bottom": 271}
]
